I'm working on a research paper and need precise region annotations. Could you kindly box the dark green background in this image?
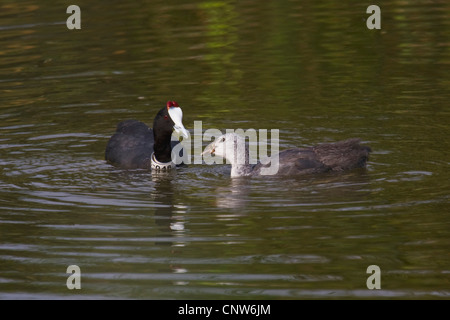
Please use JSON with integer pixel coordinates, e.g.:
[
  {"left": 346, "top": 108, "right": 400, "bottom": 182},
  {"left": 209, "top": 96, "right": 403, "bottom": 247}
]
[{"left": 0, "top": 0, "right": 449, "bottom": 299}]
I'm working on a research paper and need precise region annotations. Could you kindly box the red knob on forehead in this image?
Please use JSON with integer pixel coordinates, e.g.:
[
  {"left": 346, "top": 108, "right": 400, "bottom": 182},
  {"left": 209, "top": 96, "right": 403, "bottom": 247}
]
[{"left": 166, "top": 101, "right": 179, "bottom": 109}]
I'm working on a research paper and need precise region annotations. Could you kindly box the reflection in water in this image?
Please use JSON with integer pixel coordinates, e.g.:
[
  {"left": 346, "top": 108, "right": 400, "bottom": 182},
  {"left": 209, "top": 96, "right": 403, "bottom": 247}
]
[
  {"left": 150, "top": 173, "right": 190, "bottom": 284},
  {"left": 213, "top": 169, "right": 373, "bottom": 210},
  {"left": 151, "top": 173, "right": 187, "bottom": 247},
  {"left": 198, "top": 1, "right": 242, "bottom": 107},
  {"left": 215, "top": 177, "right": 251, "bottom": 210}
]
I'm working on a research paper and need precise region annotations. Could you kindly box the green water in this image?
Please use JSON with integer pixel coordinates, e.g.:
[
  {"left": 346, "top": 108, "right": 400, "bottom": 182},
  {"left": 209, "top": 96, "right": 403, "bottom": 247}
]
[{"left": 0, "top": 0, "right": 449, "bottom": 299}]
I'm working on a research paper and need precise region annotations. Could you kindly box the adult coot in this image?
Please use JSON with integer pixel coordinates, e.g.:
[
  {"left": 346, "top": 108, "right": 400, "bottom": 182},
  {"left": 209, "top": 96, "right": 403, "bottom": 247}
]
[
  {"left": 105, "top": 101, "right": 189, "bottom": 170},
  {"left": 202, "top": 133, "right": 371, "bottom": 177}
]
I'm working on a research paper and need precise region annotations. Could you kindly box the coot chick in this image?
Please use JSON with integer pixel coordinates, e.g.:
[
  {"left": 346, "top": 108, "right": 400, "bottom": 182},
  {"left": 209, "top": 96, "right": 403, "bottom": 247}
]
[
  {"left": 105, "top": 101, "right": 189, "bottom": 170},
  {"left": 202, "top": 133, "right": 371, "bottom": 177}
]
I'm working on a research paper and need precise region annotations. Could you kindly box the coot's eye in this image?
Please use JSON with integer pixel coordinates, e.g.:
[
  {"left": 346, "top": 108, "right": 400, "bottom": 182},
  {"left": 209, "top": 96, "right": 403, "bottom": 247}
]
[{"left": 164, "top": 115, "right": 169, "bottom": 120}]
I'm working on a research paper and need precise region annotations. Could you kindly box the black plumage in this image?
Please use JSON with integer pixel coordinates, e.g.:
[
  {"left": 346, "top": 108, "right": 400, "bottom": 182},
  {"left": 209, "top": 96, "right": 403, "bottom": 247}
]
[{"left": 105, "top": 101, "right": 187, "bottom": 169}]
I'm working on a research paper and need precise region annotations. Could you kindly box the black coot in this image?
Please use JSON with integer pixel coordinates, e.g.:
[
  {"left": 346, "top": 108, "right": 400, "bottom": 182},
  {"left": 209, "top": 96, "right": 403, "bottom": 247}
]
[{"left": 105, "top": 101, "right": 188, "bottom": 170}]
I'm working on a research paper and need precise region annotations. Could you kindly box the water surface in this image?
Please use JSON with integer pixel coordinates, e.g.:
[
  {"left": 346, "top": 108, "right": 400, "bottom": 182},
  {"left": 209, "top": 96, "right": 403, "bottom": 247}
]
[{"left": 0, "top": 0, "right": 449, "bottom": 299}]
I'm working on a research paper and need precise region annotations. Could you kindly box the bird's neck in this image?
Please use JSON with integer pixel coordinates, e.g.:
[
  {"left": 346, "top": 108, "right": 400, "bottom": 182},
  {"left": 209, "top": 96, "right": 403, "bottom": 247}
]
[
  {"left": 230, "top": 164, "right": 253, "bottom": 177},
  {"left": 229, "top": 142, "right": 253, "bottom": 177},
  {"left": 153, "top": 129, "right": 173, "bottom": 163}
]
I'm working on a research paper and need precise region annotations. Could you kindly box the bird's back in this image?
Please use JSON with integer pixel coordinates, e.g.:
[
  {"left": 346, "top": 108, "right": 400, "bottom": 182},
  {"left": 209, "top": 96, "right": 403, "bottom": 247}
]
[
  {"left": 252, "top": 138, "right": 371, "bottom": 176},
  {"left": 105, "top": 120, "right": 154, "bottom": 169},
  {"left": 313, "top": 138, "right": 371, "bottom": 171}
]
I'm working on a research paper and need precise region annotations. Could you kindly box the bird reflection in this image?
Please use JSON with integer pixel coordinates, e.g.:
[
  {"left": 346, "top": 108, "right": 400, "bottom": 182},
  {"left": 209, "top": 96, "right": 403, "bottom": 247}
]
[
  {"left": 150, "top": 173, "right": 187, "bottom": 247},
  {"left": 214, "top": 177, "right": 252, "bottom": 210},
  {"left": 213, "top": 169, "right": 372, "bottom": 210}
]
